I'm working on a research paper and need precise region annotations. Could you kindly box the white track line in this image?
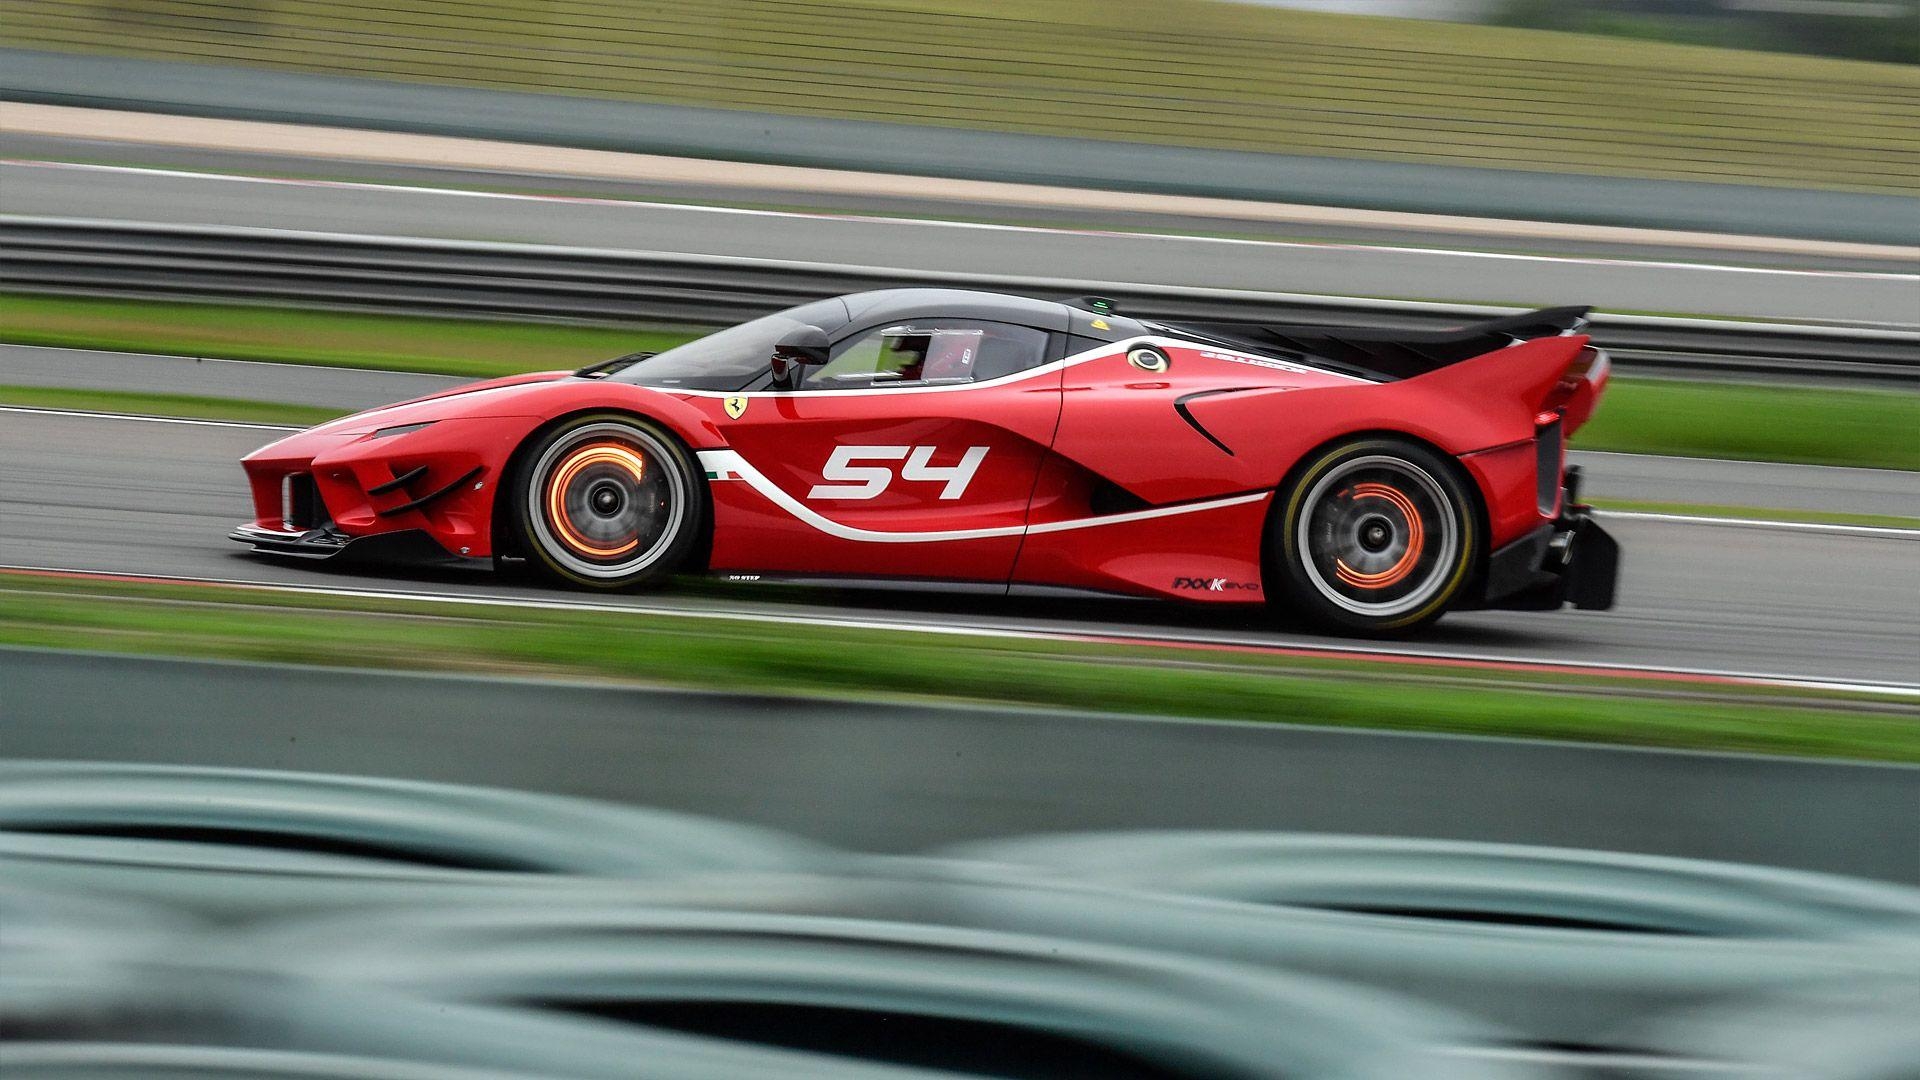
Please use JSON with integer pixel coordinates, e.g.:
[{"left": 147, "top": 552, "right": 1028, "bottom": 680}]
[
  {"left": 9, "top": 102, "right": 1914, "bottom": 262},
  {"left": 0, "top": 404, "right": 298, "bottom": 431},
  {"left": 9, "top": 159, "right": 1917, "bottom": 284},
  {"left": 0, "top": 341, "right": 466, "bottom": 382},
  {"left": 1599, "top": 510, "right": 1920, "bottom": 539},
  {"left": 1574, "top": 448, "right": 1920, "bottom": 478},
  {"left": 7, "top": 564, "right": 1917, "bottom": 699}
]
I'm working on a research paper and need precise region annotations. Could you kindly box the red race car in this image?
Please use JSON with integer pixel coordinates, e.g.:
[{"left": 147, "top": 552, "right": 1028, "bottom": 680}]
[{"left": 233, "top": 289, "right": 1617, "bottom": 635}]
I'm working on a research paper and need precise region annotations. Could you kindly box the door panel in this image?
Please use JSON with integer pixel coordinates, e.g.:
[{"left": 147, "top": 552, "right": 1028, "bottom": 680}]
[{"left": 701, "top": 337, "right": 1062, "bottom": 582}]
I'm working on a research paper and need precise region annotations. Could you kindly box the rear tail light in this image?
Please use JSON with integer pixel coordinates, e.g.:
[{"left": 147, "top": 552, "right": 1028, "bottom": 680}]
[{"left": 1535, "top": 415, "right": 1564, "bottom": 517}]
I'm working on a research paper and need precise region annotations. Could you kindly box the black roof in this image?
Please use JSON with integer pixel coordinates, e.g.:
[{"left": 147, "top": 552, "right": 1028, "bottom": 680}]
[
  {"left": 793, "top": 290, "right": 1585, "bottom": 383},
  {"left": 833, "top": 289, "right": 1147, "bottom": 342}
]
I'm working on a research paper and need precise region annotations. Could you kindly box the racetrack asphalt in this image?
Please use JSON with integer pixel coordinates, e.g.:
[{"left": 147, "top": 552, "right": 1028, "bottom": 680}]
[
  {"left": 7, "top": 343, "right": 1918, "bottom": 520},
  {"left": 4, "top": 130, "right": 1909, "bottom": 273},
  {"left": 5, "top": 160, "right": 1916, "bottom": 325},
  {"left": 2, "top": 403, "right": 1915, "bottom": 688}
]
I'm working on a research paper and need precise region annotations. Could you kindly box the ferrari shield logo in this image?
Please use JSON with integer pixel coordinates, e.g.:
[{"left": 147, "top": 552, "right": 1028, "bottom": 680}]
[{"left": 723, "top": 396, "right": 748, "bottom": 420}]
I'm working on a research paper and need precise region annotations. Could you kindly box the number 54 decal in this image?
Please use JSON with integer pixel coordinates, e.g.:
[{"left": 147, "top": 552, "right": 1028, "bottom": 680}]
[{"left": 808, "top": 445, "right": 989, "bottom": 501}]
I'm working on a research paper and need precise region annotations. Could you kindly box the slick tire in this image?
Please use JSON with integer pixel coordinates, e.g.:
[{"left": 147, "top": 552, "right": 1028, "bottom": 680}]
[
  {"left": 1271, "top": 437, "right": 1480, "bottom": 636},
  {"left": 509, "top": 413, "right": 706, "bottom": 590}
]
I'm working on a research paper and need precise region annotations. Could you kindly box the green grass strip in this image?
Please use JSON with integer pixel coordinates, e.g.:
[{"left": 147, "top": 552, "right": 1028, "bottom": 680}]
[
  {"left": 0, "top": 385, "right": 343, "bottom": 427},
  {"left": 1, "top": 572, "right": 1913, "bottom": 763},
  {"left": 0, "top": 294, "right": 694, "bottom": 379},
  {"left": 1577, "top": 379, "right": 1920, "bottom": 471}
]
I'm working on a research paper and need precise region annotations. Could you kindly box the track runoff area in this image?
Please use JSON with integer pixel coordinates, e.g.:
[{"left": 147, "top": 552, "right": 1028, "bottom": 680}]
[{"left": 1, "top": 403, "right": 1915, "bottom": 702}]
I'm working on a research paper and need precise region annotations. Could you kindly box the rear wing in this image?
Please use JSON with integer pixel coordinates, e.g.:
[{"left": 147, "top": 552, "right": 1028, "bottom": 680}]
[{"left": 1169, "top": 306, "right": 1592, "bottom": 383}]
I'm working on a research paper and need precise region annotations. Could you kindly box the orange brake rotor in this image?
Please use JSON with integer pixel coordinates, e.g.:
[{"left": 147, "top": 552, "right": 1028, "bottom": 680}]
[
  {"left": 1334, "top": 481, "right": 1425, "bottom": 590},
  {"left": 545, "top": 442, "right": 648, "bottom": 558}
]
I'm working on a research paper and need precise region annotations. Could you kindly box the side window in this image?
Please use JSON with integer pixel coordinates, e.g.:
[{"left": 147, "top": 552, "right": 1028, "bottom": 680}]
[{"left": 805, "top": 320, "right": 1048, "bottom": 390}]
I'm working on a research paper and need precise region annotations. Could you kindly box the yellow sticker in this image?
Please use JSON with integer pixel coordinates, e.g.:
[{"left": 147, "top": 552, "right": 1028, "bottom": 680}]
[
  {"left": 1090, "top": 318, "right": 1110, "bottom": 331},
  {"left": 723, "top": 396, "right": 748, "bottom": 419}
]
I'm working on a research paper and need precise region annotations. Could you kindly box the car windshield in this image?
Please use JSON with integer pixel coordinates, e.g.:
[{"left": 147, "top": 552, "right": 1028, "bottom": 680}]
[{"left": 610, "top": 299, "right": 845, "bottom": 391}]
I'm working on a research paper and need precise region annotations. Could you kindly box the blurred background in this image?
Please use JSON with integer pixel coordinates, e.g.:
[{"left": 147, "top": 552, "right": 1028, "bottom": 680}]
[{"left": 0, "top": 1, "right": 1916, "bottom": 1077}]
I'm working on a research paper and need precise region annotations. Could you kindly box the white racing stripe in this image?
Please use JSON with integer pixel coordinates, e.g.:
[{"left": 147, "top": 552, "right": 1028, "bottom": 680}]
[
  {"left": 6, "top": 563, "right": 1918, "bottom": 699},
  {"left": 697, "top": 448, "right": 1268, "bottom": 543}
]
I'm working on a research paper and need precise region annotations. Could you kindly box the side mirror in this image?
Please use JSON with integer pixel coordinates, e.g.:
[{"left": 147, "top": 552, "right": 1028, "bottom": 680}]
[{"left": 770, "top": 325, "right": 831, "bottom": 388}]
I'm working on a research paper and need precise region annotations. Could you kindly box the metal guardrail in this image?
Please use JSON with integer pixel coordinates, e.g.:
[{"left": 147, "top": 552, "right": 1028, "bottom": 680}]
[{"left": 3, "top": 216, "right": 1915, "bottom": 384}]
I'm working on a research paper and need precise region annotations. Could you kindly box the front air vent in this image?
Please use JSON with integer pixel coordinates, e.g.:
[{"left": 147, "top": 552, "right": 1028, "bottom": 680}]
[
  {"left": 1089, "top": 479, "right": 1150, "bottom": 516},
  {"left": 281, "top": 473, "right": 326, "bottom": 531},
  {"left": 574, "top": 351, "right": 655, "bottom": 378}
]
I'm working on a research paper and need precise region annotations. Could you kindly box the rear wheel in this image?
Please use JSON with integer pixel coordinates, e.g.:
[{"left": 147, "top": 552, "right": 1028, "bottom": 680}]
[
  {"left": 1271, "top": 438, "right": 1479, "bottom": 636},
  {"left": 510, "top": 414, "right": 705, "bottom": 589}
]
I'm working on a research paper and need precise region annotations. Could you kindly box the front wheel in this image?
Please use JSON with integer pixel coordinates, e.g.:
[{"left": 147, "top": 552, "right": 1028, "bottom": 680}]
[
  {"left": 509, "top": 414, "right": 706, "bottom": 589},
  {"left": 1270, "top": 438, "right": 1480, "bottom": 636}
]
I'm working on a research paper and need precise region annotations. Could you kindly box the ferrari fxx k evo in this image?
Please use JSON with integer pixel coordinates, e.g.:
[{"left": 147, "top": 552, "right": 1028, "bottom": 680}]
[{"left": 233, "top": 290, "right": 1618, "bottom": 635}]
